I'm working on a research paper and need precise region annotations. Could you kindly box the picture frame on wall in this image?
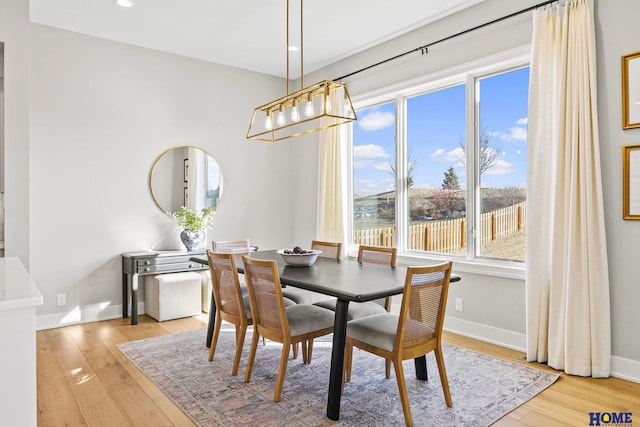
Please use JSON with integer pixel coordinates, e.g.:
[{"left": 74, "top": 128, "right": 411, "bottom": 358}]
[
  {"left": 184, "top": 159, "right": 189, "bottom": 182},
  {"left": 623, "top": 144, "right": 640, "bottom": 220},
  {"left": 183, "top": 187, "right": 189, "bottom": 207},
  {"left": 622, "top": 51, "right": 640, "bottom": 129}
]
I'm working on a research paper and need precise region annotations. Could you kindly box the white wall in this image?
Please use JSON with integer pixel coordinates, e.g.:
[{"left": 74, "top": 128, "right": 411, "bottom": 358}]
[
  {"left": 29, "top": 24, "right": 299, "bottom": 324},
  {"left": 0, "top": 0, "right": 30, "bottom": 267},
  {"left": 291, "top": 0, "right": 640, "bottom": 380},
  {"left": 594, "top": 0, "right": 640, "bottom": 370},
  {"left": 11, "top": 0, "right": 639, "bottom": 380}
]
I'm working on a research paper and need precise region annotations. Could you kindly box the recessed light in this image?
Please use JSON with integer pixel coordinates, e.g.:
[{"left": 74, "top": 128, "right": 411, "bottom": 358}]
[
  {"left": 115, "top": 0, "right": 135, "bottom": 8},
  {"left": 288, "top": 46, "right": 299, "bottom": 52}
]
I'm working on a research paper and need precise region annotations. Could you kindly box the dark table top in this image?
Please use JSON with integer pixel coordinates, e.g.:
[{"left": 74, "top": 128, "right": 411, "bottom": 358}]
[{"left": 192, "top": 249, "right": 460, "bottom": 303}]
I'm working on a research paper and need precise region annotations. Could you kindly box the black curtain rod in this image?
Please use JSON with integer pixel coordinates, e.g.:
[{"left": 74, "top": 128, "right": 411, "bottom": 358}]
[{"left": 334, "top": 0, "right": 558, "bottom": 81}]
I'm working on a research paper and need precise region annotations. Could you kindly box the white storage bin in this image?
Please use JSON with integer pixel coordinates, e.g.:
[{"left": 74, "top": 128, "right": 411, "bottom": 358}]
[{"left": 145, "top": 272, "right": 202, "bottom": 321}]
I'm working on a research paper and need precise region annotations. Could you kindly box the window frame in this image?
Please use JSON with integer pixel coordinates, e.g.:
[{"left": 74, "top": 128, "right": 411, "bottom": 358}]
[{"left": 347, "top": 45, "right": 531, "bottom": 279}]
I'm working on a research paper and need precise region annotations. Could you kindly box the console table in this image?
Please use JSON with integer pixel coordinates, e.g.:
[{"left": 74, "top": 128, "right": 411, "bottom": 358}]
[{"left": 122, "top": 249, "right": 208, "bottom": 325}]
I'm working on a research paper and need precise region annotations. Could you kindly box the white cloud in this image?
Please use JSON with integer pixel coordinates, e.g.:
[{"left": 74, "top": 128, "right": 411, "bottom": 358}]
[
  {"left": 353, "top": 144, "right": 392, "bottom": 170},
  {"left": 353, "top": 144, "right": 391, "bottom": 172},
  {"left": 357, "top": 110, "right": 395, "bottom": 131},
  {"left": 353, "top": 144, "right": 389, "bottom": 159},
  {"left": 517, "top": 117, "right": 528, "bottom": 125},
  {"left": 495, "top": 126, "right": 528, "bottom": 142},
  {"left": 484, "top": 158, "right": 516, "bottom": 176},
  {"left": 430, "top": 146, "right": 465, "bottom": 164}
]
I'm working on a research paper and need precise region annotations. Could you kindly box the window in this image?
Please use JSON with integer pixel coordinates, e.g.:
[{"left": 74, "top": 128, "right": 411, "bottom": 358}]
[
  {"left": 352, "top": 101, "right": 396, "bottom": 246},
  {"left": 351, "top": 56, "right": 529, "bottom": 265}
]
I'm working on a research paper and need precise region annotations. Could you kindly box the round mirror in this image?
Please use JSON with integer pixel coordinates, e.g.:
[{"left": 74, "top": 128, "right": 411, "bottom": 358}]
[{"left": 149, "top": 146, "right": 223, "bottom": 213}]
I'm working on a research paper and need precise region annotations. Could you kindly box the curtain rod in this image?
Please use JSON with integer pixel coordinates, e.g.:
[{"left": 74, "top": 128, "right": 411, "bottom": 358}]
[{"left": 334, "top": 0, "right": 558, "bottom": 81}]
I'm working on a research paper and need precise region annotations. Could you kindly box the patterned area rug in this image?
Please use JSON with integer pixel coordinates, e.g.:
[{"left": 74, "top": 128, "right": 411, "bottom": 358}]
[{"left": 117, "top": 325, "right": 558, "bottom": 426}]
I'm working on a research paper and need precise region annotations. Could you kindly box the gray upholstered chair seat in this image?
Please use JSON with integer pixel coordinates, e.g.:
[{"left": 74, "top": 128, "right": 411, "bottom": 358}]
[
  {"left": 281, "top": 287, "right": 329, "bottom": 305},
  {"left": 314, "top": 298, "right": 387, "bottom": 320},
  {"left": 346, "top": 313, "right": 399, "bottom": 352},
  {"left": 285, "top": 304, "right": 335, "bottom": 337}
]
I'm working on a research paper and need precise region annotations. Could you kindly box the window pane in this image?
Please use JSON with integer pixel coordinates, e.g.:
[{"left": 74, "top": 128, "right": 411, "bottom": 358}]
[
  {"left": 478, "top": 67, "right": 529, "bottom": 261},
  {"left": 406, "top": 85, "right": 466, "bottom": 255},
  {"left": 352, "top": 102, "right": 396, "bottom": 248}
]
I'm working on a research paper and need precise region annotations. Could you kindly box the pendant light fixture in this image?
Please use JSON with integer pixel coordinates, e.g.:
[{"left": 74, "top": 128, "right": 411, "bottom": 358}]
[{"left": 247, "top": 0, "right": 356, "bottom": 142}]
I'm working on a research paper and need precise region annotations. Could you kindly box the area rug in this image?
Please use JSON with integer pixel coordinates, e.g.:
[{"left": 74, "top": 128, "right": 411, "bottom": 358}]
[{"left": 117, "top": 325, "right": 558, "bottom": 426}]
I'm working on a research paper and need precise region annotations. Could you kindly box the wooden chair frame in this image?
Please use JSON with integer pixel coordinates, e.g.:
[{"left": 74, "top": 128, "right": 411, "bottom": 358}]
[
  {"left": 242, "top": 256, "right": 334, "bottom": 402},
  {"left": 207, "top": 250, "right": 252, "bottom": 376},
  {"left": 344, "top": 262, "right": 453, "bottom": 427}
]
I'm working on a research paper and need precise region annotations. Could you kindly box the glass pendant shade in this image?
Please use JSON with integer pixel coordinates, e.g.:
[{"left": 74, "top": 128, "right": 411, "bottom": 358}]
[
  {"left": 247, "top": 80, "right": 356, "bottom": 142},
  {"left": 291, "top": 103, "right": 301, "bottom": 122}
]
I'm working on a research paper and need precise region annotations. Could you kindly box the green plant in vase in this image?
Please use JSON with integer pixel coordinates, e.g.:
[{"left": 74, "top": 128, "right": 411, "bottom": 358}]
[{"left": 170, "top": 206, "right": 215, "bottom": 251}]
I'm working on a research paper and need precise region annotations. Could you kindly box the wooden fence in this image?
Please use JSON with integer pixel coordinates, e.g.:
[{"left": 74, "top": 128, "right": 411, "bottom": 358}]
[{"left": 354, "top": 201, "right": 526, "bottom": 253}]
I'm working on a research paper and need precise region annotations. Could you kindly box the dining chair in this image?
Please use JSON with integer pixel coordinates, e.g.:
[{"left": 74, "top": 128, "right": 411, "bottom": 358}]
[
  {"left": 283, "top": 240, "right": 343, "bottom": 359},
  {"left": 343, "top": 261, "right": 453, "bottom": 427},
  {"left": 207, "top": 250, "right": 252, "bottom": 376},
  {"left": 212, "top": 238, "right": 251, "bottom": 253},
  {"left": 205, "top": 239, "right": 251, "bottom": 311},
  {"left": 280, "top": 240, "right": 343, "bottom": 305},
  {"left": 314, "top": 245, "right": 397, "bottom": 321},
  {"left": 311, "top": 240, "right": 342, "bottom": 259},
  {"left": 209, "top": 239, "right": 288, "bottom": 349},
  {"left": 242, "top": 255, "right": 335, "bottom": 402}
]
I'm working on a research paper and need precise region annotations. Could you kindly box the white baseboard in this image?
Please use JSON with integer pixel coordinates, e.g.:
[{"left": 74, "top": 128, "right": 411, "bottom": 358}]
[
  {"left": 444, "top": 316, "right": 640, "bottom": 384},
  {"left": 444, "top": 316, "right": 527, "bottom": 352},
  {"left": 36, "top": 302, "right": 144, "bottom": 331},
  {"left": 611, "top": 355, "right": 640, "bottom": 384}
]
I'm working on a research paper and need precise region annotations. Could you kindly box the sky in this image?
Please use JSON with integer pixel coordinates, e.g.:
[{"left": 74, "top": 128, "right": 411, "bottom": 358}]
[{"left": 353, "top": 67, "right": 530, "bottom": 195}]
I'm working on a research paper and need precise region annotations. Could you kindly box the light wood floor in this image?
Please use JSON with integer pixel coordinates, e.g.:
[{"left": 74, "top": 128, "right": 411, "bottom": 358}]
[{"left": 36, "top": 314, "right": 640, "bottom": 427}]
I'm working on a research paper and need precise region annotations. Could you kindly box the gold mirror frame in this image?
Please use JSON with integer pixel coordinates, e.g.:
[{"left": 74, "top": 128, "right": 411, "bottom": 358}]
[
  {"left": 623, "top": 144, "right": 640, "bottom": 220},
  {"left": 149, "top": 146, "right": 223, "bottom": 214},
  {"left": 622, "top": 51, "right": 640, "bottom": 129}
]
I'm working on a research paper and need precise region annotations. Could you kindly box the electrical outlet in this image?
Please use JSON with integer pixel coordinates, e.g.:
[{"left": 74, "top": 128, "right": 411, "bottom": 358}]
[
  {"left": 56, "top": 293, "right": 67, "bottom": 306},
  {"left": 455, "top": 297, "right": 463, "bottom": 312}
]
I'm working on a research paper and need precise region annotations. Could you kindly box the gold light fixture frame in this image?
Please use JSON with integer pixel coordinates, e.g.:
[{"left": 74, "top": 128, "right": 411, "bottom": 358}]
[{"left": 247, "top": 0, "right": 356, "bottom": 142}]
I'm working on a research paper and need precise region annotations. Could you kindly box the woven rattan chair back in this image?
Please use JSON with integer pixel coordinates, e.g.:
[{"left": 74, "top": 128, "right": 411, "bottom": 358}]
[
  {"left": 311, "top": 240, "right": 342, "bottom": 260},
  {"left": 209, "top": 251, "right": 246, "bottom": 319},
  {"left": 212, "top": 238, "right": 251, "bottom": 253},
  {"left": 242, "top": 257, "right": 287, "bottom": 339},
  {"left": 357, "top": 245, "right": 397, "bottom": 310},
  {"left": 357, "top": 245, "right": 397, "bottom": 267},
  {"left": 398, "top": 263, "right": 452, "bottom": 351},
  {"left": 207, "top": 250, "right": 252, "bottom": 376}
]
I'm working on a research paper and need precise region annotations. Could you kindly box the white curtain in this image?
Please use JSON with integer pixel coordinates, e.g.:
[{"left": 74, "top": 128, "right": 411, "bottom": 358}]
[
  {"left": 526, "top": 0, "right": 610, "bottom": 377},
  {"left": 317, "top": 124, "right": 348, "bottom": 250}
]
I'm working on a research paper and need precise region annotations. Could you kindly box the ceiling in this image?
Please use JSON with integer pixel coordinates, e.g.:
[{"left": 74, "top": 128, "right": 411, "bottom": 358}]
[{"left": 29, "top": 0, "right": 486, "bottom": 79}]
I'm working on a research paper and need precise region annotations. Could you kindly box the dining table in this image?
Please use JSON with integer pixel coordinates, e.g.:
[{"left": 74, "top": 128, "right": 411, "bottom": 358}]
[{"left": 191, "top": 249, "right": 460, "bottom": 422}]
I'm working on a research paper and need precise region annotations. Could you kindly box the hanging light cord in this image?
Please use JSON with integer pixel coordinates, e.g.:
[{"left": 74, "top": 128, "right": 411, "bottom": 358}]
[{"left": 333, "top": 0, "right": 558, "bottom": 82}]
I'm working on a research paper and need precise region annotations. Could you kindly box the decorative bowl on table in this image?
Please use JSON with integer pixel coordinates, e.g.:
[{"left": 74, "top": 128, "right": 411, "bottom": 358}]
[{"left": 276, "top": 247, "right": 321, "bottom": 266}]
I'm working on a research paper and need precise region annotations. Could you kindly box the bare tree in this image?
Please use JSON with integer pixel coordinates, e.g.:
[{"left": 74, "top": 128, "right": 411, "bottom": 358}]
[
  {"left": 457, "top": 128, "right": 501, "bottom": 176},
  {"left": 389, "top": 152, "right": 417, "bottom": 188}
]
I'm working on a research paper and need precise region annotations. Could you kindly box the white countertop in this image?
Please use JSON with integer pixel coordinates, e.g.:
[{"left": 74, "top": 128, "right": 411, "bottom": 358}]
[{"left": 0, "top": 257, "right": 43, "bottom": 311}]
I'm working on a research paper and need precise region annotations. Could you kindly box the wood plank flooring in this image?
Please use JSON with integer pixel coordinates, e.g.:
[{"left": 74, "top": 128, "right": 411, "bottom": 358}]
[{"left": 36, "top": 314, "right": 640, "bottom": 426}]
